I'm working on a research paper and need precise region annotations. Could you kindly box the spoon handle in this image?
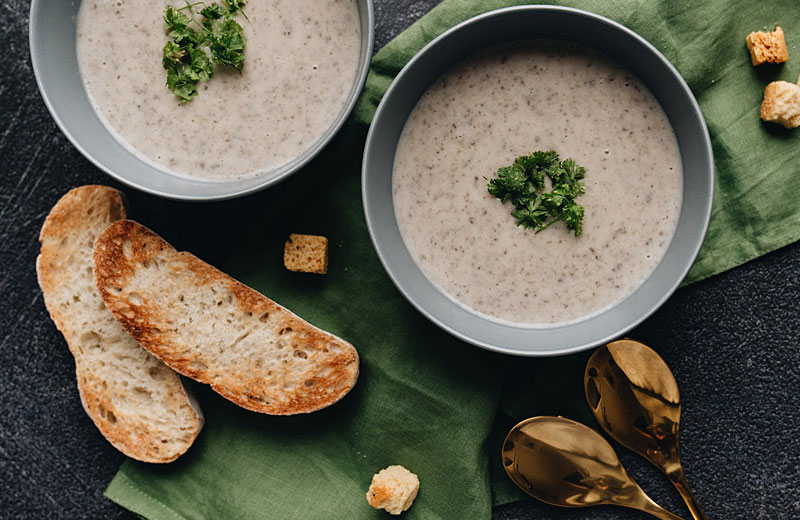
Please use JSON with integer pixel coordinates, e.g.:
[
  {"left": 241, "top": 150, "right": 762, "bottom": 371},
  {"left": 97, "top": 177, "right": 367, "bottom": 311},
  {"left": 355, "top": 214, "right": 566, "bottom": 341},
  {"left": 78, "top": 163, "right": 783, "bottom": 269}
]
[
  {"left": 668, "top": 466, "right": 708, "bottom": 520},
  {"left": 631, "top": 498, "right": 686, "bottom": 520}
]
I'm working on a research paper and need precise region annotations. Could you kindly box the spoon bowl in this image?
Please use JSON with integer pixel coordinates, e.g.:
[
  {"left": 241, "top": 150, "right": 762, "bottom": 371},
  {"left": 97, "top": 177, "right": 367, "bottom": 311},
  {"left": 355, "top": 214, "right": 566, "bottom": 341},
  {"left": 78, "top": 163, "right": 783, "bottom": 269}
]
[
  {"left": 502, "top": 416, "right": 684, "bottom": 519},
  {"left": 585, "top": 339, "right": 706, "bottom": 520}
]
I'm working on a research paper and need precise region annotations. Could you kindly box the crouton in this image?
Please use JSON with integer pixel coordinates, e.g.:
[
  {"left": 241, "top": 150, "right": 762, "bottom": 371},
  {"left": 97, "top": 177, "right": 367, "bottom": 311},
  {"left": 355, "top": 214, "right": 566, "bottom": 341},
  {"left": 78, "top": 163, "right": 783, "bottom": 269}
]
[
  {"left": 283, "top": 233, "right": 329, "bottom": 274},
  {"left": 746, "top": 26, "right": 789, "bottom": 65},
  {"left": 761, "top": 80, "right": 800, "bottom": 129},
  {"left": 366, "top": 465, "right": 420, "bottom": 515}
]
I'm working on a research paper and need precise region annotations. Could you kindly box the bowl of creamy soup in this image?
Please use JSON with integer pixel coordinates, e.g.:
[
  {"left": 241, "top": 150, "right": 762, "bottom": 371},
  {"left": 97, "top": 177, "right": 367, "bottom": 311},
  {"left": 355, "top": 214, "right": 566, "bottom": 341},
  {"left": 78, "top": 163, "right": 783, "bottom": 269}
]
[
  {"left": 363, "top": 6, "right": 713, "bottom": 356},
  {"left": 30, "top": 0, "right": 373, "bottom": 199}
]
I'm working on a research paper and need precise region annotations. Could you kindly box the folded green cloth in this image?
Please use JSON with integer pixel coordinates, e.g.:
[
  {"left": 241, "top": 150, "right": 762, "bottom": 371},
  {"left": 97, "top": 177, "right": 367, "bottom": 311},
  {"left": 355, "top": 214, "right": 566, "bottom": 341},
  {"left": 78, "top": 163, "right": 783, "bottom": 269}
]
[{"left": 106, "top": 1, "right": 799, "bottom": 518}]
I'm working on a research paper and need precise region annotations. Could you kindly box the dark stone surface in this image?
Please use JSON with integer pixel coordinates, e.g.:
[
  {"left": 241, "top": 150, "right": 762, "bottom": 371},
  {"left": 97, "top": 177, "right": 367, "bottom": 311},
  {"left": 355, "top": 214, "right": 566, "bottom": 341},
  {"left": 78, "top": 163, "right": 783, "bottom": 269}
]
[{"left": 1, "top": 0, "right": 798, "bottom": 519}]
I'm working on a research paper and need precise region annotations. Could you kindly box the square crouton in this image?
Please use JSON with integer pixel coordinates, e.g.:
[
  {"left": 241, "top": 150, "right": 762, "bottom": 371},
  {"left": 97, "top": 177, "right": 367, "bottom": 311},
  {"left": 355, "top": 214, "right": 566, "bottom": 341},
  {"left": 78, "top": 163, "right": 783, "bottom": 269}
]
[
  {"left": 366, "top": 465, "right": 420, "bottom": 515},
  {"left": 761, "top": 81, "right": 800, "bottom": 129},
  {"left": 746, "top": 26, "right": 789, "bottom": 65},
  {"left": 283, "top": 234, "right": 328, "bottom": 274}
]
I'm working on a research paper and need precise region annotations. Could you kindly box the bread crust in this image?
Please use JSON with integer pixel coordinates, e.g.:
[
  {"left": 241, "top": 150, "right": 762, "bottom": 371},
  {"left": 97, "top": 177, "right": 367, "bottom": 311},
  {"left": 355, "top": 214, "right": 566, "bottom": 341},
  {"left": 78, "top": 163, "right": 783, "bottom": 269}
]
[
  {"left": 37, "top": 186, "right": 203, "bottom": 463},
  {"left": 93, "top": 220, "right": 360, "bottom": 415}
]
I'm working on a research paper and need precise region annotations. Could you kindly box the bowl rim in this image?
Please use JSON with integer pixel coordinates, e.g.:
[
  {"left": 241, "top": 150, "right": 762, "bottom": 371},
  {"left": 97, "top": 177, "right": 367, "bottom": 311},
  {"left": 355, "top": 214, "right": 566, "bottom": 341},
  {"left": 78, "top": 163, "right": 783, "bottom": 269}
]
[
  {"left": 362, "top": 5, "right": 714, "bottom": 357},
  {"left": 29, "top": 0, "right": 375, "bottom": 201}
]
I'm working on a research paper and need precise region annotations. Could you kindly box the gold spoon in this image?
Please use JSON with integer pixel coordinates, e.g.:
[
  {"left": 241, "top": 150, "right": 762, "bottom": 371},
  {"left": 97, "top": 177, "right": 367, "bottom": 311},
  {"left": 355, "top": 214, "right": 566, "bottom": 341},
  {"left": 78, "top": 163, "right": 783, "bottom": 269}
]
[
  {"left": 585, "top": 339, "right": 706, "bottom": 520},
  {"left": 502, "top": 416, "right": 684, "bottom": 520}
]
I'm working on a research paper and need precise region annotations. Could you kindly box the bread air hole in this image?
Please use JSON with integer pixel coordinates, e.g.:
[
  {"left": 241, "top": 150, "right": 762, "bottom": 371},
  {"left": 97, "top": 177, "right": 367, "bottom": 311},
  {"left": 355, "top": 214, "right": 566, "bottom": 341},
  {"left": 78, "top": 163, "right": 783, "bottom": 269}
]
[
  {"left": 258, "top": 312, "right": 269, "bottom": 322},
  {"left": 106, "top": 410, "right": 117, "bottom": 424},
  {"left": 294, "top": 350, "right": 308, "bottom": 359},
  {"left": 247, "top": 394, "right": 269, "bottom": 405},
  {"left": 133, "top": 387, "right": 152, "bottom": 402},
  {"left": 279, "top": 327, "right": 292, "bottom": 335},
  {"left": 80, "top": 331, "right": 102, "bottom": 344}
]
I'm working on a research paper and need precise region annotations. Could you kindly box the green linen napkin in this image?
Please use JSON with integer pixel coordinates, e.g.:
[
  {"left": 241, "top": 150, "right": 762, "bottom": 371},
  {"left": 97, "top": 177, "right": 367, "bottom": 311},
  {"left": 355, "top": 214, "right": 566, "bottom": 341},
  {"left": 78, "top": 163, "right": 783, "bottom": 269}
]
[{"left": 106, "top": 1, "right": 799, "bottom": 518}]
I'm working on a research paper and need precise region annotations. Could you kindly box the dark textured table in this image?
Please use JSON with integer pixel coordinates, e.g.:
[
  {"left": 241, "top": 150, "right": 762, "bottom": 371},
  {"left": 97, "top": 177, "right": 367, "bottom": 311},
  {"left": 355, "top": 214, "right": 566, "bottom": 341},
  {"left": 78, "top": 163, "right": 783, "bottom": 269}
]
[{"left": 1, "top": 1, "right": 798, "bottom": 519}]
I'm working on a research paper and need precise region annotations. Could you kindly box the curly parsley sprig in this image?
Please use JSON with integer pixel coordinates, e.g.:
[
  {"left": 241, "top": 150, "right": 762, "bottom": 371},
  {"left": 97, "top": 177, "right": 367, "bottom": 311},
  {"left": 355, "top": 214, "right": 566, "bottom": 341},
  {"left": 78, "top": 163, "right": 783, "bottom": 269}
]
[
  {"left": 487, "top": 151, "right": 586, "bottom": 236},
  {"left": 162, "top": 0, "right": 247, "bottom": 102}
]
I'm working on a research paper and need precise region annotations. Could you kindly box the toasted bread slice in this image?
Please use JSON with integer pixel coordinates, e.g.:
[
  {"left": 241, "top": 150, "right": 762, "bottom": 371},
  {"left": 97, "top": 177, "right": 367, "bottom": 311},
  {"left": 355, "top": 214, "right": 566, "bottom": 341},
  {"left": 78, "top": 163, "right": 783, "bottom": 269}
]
[
  {"left": 93, "top": 220, "right": 359, "bottom": 415},
  {"left": 37, "top": 186, "right": 203, "bottom": 463}
]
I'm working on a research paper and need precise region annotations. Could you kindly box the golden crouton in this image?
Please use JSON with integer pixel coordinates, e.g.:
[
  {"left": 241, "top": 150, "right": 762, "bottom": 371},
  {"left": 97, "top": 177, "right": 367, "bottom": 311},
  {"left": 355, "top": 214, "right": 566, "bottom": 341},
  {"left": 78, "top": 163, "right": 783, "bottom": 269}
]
[
  {"left": 283, "top": 233, "right": 328, "bottom": 274},
  {"left": 366, "top": 465, "right": 420, "bottom": 515},
  {"left": 746, "top": 26, "right": 789, "bottom": 65},
  {"left": 761, "top": 81, "right": 800, "bottom": 129}
]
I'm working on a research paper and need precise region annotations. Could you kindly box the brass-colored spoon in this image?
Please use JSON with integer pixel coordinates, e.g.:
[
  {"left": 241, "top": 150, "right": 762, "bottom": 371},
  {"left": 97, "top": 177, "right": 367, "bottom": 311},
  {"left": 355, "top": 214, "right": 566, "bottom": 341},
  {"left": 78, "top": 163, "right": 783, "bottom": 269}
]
[
  {"left": 502, "top": 416, "right": 684, "bottom": 520},
  {"left": 585, "top": 339, "right": 706, "bottom": 520}
]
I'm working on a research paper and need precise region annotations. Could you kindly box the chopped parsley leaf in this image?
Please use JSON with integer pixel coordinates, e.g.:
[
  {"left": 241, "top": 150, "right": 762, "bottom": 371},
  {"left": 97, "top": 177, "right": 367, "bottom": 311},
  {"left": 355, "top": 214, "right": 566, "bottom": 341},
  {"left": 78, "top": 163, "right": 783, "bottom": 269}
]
[{"left": 488, "top": 151, "right": 586, "bottom": 236}]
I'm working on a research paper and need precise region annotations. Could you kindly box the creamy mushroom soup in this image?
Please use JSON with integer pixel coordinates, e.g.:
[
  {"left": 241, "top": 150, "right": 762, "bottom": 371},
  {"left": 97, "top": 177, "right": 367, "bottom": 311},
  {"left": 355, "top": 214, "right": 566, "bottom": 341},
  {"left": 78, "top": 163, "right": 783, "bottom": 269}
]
[
  {"left": 392, "top": 42, "right": 683, "bottom": 325},
  {"left": 77, "top": 0, "right": 361, "bottom": 180}
]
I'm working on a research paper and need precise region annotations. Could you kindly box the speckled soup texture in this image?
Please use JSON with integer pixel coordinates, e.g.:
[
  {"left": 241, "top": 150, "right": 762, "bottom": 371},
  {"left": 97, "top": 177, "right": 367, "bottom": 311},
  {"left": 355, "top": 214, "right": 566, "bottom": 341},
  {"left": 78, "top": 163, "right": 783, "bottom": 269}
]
[
  {"left": 393, "top": 42, "right": 683, "bottom": 324},
  {"left": 76, "top": 0, "right": 361, "bottom": 180}
]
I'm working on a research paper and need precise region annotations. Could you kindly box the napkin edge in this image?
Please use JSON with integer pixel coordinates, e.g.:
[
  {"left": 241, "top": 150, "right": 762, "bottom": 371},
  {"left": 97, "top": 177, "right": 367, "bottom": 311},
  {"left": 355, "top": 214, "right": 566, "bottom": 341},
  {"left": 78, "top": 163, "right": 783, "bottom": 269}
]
[{"left": 105, "top": 470, "right": 188, "bottom": 520}]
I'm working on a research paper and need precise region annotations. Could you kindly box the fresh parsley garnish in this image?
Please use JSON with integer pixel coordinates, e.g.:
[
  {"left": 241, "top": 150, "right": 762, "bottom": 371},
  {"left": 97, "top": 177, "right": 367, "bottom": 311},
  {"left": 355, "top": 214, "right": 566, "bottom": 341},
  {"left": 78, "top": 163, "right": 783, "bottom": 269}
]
[
  {"left": 162, "top": 1, "right": 247, "bottom": 103},
  {"left": 488, "top": 151, "right": 586, "bottom": 236}
]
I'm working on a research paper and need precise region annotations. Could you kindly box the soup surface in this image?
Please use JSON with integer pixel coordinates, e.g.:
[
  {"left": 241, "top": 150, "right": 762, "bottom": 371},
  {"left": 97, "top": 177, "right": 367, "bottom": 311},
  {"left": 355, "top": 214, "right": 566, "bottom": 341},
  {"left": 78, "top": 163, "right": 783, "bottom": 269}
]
[
  {"left": 77, "top": 0, "right": 361, "bottom": 180},
  {"left": 392, "top": 42, "right": 683, "bottom": 325}
]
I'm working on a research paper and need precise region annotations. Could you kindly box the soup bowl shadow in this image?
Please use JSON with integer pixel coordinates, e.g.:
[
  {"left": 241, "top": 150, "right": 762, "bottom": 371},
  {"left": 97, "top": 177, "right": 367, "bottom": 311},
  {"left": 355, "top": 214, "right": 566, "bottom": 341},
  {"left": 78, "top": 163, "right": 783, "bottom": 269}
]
[
  {"left": 362, "top": 6, "right": 713, "bottom": 357},
  {"left": 29, "top": 0, "right": 374, "bottom": 200}
]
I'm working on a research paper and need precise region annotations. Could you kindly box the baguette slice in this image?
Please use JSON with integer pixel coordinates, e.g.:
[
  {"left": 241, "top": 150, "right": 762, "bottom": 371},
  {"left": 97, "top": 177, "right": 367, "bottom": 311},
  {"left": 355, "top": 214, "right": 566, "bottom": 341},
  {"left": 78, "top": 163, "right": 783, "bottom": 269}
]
[
  {"left": 37, "top": 186, "right": 203, "bottom": 463},
  {"left": 93, "top": 220, "right": 360, "bottom": 415}
]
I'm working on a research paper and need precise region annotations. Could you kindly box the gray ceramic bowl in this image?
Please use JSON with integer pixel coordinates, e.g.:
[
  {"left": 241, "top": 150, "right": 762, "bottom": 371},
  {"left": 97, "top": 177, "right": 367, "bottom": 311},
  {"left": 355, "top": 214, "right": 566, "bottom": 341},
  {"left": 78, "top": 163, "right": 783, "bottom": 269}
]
[
  {"left": 29, "top": 0, "right": 373, "bottom": 200},
  {"left": 362, "top": 6, "right": 713, "bottom": 357}
]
